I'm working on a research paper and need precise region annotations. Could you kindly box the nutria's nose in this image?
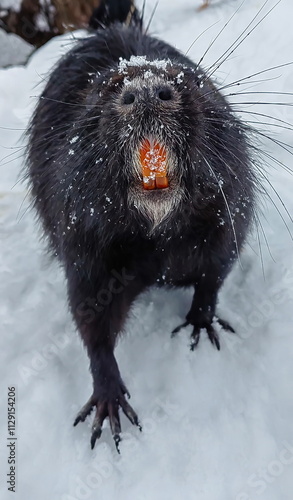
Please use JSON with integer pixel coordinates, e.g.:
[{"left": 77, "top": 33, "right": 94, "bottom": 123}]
[
  {"left": 156, "top": 87, "right": 172, "bottom": 101},
  {"left": 122, "top": 92, "right": 136, "bottom": 105},
  {"left": 122, "top": 86, "right": 173, "bottom": 105}
]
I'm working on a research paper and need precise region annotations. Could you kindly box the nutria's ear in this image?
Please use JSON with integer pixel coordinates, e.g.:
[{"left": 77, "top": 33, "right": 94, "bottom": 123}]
[{"left": 89, "top": 0, "right": 139, "bottom": 30}]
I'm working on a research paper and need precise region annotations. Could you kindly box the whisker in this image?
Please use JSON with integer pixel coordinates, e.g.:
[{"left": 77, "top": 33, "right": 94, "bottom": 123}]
[
  {"left": 230, "top": 102, "right": 293, "bottom": 108},
  {"left": 0, "top": 126, "right": 27, "bottom": 131},
  {"left": 145, "top": 1, "right": 159, "bottom": 34},
  {"left": 16, "top": 190, "right": 31, "bottom": 222},
  {"left": 11, "top": 173, "right": 29, "bottom": 190},
  {"left": 259, "top": 172, "right": 293, "bottom": 225},
  {"left": 193, "top": 0, "right": 246, "bottom": 65},
  {"left": 197, "top": 61, "right": 293, "bottom": 104},
  {"left": 253, "top": 210, "right": 276, "bottom": 264},
  {"left": 251, "top": 144, "right": 293, "bottom": 177},
  {"left": 229, "top": 91, "right": 293, "bottom": 97},
  {"left": 235, "top": 110, "right": 293, "bottom": 129},
  {"left": 235, "top": 120, "right": 293, "bottom": 133},
  {"left": 0, "top": 154, "right": 27, "bottom": 167},
  {"left": 185, "top": 20, "right": 220, "bottom": 57},
  {"left": 198, "top": 120, "right": 293, "bottom": 245},
  {"left": 245, "top": 127, "right": 293, "bottom": 154},
  {"left": 205, "top": 0, "right": 281, "bottom": 82},
  {"left": 32, "top": 96, "right": 91, "bottom": 108},
  {"left": 203, "top": 116, "right": 293, "bottom": 134},
  {"left": 255, "top": 214, "right": 266, "bottom": 280},
  {"left": 196, "top": 148, "right": 243, "bottom": 268}
]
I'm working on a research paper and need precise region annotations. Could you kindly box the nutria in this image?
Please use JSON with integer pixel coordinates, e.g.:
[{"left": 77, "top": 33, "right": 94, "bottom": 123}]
[{"left": 26, "top": 0, "right": 256, "bottom": 451}]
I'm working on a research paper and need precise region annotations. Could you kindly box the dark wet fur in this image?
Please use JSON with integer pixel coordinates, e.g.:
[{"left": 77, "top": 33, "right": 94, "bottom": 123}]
[
  {"left": 26, "top": 7, "right": 257, "bottom": 450},
  {"left": 89, "top": 0, "right": 139, "bottom": 28}
]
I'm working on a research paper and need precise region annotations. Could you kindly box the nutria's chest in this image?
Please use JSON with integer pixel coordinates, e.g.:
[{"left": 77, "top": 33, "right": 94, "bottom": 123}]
[
  {"left": 111, "top": 232, "right": 205, "bottom": 287},
  {"left": 154, "top": 241, "right": 203, "bottom": 286}
]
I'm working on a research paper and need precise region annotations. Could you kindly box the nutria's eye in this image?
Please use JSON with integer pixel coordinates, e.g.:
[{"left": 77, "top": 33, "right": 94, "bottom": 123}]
[
  {"left": 157, "top": 87, "right": 173, "bottom": 101},
  {"left": 122, "top": 92, "right": 136, "bottom": 105}
]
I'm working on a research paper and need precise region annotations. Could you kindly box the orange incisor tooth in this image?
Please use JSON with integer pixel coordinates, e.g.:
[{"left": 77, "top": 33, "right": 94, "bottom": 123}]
[{"left": 139, "top": 139, "right": 169, "bottom": 190}]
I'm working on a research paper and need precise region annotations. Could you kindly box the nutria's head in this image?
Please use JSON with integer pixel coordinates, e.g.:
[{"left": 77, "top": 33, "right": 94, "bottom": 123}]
[{"left": 80, "top": 55, "right": 250, "bottom": 232}]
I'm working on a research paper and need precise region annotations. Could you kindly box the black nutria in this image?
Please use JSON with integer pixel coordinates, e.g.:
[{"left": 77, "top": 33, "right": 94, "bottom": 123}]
[{"left": 26, "top": 0, "right": 256, "bottom": 451}]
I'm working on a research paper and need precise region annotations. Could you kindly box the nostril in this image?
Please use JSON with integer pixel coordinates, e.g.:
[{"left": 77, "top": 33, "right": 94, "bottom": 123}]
[
  {"left": 122, "top": 92, "right": 135, "bottom": 105},
  {"left": 157, "top": 88, "right": 172, "bottom": 101}
]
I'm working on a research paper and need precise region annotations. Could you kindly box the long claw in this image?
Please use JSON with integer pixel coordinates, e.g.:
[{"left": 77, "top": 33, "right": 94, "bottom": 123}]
[
  {"left": 73, "top": 397, "right": 94, "bottom": 426},
  {"left": 216, "top": 317, "right": 235, "bottom": 333},
  {"left": 119, "top": 396, "right": 142, "bottom": 430},
  {"left": 120, "top": 381, "right": 131, "bottom": 399},
  {"left": 91, "top": 426, "right": 102, "bottom": 449},
  {"left": 109, "top": 404, "right": 121, "bottom": 437},
  {"left": 171, "top": 321, "right": 189, "bottom": 337},
  {"left": 190, "top": 328, "right": 201, "bottom": 351},
  {"left": 207, "top": 326, "right": 220, "bottom": 351},
  {"left": 113, "top": 434, "right": 121, "bottom": 454},
  {"left": 90, "top": 402, "right": 107, "bottom": 449}
]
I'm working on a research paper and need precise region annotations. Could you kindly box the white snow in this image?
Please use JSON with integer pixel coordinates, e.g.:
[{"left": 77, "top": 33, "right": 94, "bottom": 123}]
[
  {"left": 0, "top": 1, "right": 293, "bottom": 500},
  {"left": 35, "top": 11, "right": 50, "bottom": 32},
  {"left": 118, "top": 55, "right": 172, "bottom": 73},
  {"left": 70, "top": 135, "right": 79, "bottom": 144},
  {"left": 0, "top": 30, "right": 33, "bottom": 67},
  {"left": 0, "top": 0, "right": 22, "bottom": 11}
]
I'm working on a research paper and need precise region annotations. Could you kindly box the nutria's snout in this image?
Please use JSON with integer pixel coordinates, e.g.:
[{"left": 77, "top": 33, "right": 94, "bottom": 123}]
[
  {"left": 114, "top": 66, "right": 184, "bottom": 192},
  {"left": 114, "top": 70, "right": 185, "bottom": 228},
  {"left": 121, "top": 84, "right": 174, "bottom": 107},
  {"left": 119, "top": 77, "right": 180, "bottom": 112}
]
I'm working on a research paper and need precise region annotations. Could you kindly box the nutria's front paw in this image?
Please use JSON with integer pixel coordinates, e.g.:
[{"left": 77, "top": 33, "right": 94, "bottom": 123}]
[
  {"left": 171, "top": 316, "right": 235, "bottom": 351},
  {"left": 73, "top": 379, "right": 141, "bottom": 452}
]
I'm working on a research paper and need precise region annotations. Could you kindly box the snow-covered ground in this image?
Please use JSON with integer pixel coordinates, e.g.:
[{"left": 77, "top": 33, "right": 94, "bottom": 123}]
[
  {"left": 0, "top": 1, "right": 293, "bottom": 499},
  {"left": 0, "top": 30, "right": 33, "bottom": 68}
]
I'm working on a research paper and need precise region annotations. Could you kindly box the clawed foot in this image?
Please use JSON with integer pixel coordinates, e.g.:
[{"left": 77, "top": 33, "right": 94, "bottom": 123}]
[
  {"left": 172, "top": 316, "right": 235, "bottom": 351},
  {"left": 74, "top": 380, "right": 141, "bottom": 452}
]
